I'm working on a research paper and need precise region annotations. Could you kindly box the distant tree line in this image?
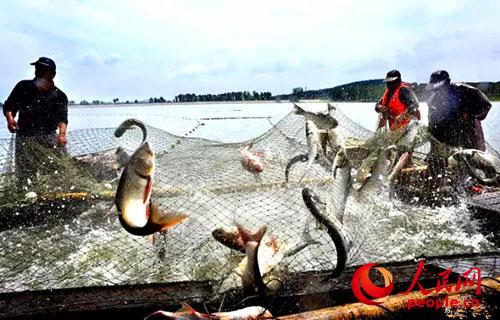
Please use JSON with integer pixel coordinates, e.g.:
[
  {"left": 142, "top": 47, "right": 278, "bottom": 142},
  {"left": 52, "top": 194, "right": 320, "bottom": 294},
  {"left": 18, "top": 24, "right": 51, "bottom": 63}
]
[
  {"left": 149, "top": 97, "right": 166, "bottom": 103},
  {"left": 64, "top": 79, "right": 500, "bottom": 107},
  {"left": 277, "top": 80, "right": 388, "bottom": 102},
  {"left": 469, "top": 82, "right": 500, "bottom": 101},
  {"left": 276, "top": 80, "right": 500, "bottom": 102},
  {"left": 175, "top": 91, "right": 273, "bottom": 102}
]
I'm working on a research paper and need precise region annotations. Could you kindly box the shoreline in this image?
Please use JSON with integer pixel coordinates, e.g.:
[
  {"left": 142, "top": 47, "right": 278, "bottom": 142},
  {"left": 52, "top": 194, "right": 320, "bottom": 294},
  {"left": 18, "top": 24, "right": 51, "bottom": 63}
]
[{"left": 67, "top": 99, "right": 359, "bottom": 108}]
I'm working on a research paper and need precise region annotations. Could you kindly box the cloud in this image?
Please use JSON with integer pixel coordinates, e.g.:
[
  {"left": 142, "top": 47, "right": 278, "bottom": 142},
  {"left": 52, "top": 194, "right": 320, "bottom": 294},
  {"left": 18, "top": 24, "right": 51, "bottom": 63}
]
[
  {"left": 81, "top": 50, "right": 101, "bottom": 66},
  {"left": 0, "top": 0, "right": 499, "bottom": 101},
  {"left": 104, "top": 54, "right": 121, "bottom": 66},
  {"left": 252, "top": 62, "right": 291, "bottom": 75},
  {"left": 170, "top": 61, "right": 230, "bottom": 77},
  {"left": 81, "top": 51, "right": 122, "bottom": 67},
  {"left": 251, "top": 59, "right": 324, "bottom": 75}
]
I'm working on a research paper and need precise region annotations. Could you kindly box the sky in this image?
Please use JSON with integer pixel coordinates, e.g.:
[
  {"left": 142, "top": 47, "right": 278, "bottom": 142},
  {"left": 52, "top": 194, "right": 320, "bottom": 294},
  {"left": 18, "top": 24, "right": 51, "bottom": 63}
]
[{"left": 0, "top": 0, "right": 499, "bottom": 102}]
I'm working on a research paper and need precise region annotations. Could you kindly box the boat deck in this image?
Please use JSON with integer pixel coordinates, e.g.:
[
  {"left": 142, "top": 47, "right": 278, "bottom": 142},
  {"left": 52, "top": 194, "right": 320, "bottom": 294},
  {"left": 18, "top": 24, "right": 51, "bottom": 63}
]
[{"left": 470, "top": 190, "right": 500, "bottom": 213}]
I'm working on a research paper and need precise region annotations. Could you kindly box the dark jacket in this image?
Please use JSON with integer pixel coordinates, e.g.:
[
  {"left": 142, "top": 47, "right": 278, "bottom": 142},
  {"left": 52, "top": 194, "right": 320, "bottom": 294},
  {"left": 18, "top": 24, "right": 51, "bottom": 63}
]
[
  {"left": 427, "top": 83, "right": 491, "bottom": 150},
  {"left": 3, "top": 79, "right": 68, "bottom": 136}
]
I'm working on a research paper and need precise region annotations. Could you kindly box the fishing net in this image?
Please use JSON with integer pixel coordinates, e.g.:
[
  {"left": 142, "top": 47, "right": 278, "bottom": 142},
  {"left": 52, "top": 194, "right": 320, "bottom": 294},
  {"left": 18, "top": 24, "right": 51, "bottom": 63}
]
[{"left": 0, "top": 105, "right": 498, "bottom": 313}]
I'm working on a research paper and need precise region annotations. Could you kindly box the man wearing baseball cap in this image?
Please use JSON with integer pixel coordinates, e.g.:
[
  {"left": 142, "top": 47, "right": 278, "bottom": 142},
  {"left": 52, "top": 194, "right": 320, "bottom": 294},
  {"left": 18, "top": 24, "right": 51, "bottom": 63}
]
[
  {"left": 426, "top": 70, "right": 491, "bottom": 152},
  {"left": 425, "top": 70, "right": 492, "bottom": 182},
  {"left": 2, "top": 57, "right": 68, "bottom": 189},
  {"left": 375, "top": 69, "right": 420, "bottom": 131}
]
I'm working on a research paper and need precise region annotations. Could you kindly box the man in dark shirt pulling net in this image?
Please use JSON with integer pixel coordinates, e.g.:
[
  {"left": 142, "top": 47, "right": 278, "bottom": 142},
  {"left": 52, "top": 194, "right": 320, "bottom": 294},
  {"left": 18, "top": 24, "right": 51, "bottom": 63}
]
[
  {"left": 426, "top": 70, "right": 491, "bottom": 152},
  {"left": 424, "top": 70, "right": 492, "bottom": 182},
  {"left": 3, "top": 57, "right": 68, "bottom": 190}
]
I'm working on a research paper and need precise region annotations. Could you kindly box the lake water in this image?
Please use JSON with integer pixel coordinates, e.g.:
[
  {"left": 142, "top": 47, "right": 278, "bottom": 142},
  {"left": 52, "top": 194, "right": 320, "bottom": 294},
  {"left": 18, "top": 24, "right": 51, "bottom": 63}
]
[
  {"left": 0, "top": 101, "right": 499, "bottom": 294},
  {"left": 1, "top": 101, "right": 499, "bottom": 150}
]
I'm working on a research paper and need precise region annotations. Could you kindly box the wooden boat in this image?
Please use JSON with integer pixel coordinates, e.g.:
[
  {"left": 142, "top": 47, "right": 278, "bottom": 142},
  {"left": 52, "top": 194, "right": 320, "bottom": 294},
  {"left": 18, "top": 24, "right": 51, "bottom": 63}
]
[{"left": 0, "top": 252, "right": 497, "bottom": 320}]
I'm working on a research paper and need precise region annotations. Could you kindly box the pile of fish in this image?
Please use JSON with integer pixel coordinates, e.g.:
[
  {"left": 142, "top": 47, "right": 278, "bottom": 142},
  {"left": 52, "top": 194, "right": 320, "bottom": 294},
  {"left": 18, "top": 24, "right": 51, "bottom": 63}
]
[
  {"left": 108, "top": 105, "right": 500, "bottom": 317},
  {"left": 111, "top": 115, "right": 351, "bottom": 312}
]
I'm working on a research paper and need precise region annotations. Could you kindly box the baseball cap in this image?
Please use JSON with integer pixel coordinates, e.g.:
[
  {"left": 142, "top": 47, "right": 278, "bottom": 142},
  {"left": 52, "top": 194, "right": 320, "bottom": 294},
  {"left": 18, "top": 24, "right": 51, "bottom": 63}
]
[
  {"left": 426, "top": 70, "right": 450, "bottom": 91},
  {"left": 30, "top": 57, "right": 56, "bottom": 70},
  {"left": 383, "top": 69, "right": 401, "bottom": 83}
]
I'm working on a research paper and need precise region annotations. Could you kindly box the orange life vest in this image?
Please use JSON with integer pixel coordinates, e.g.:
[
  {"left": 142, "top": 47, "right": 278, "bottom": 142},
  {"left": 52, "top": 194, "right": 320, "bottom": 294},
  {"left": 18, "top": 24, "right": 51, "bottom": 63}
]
[{"left": 381, "top": 82, "right": 411, "bottom": 131}]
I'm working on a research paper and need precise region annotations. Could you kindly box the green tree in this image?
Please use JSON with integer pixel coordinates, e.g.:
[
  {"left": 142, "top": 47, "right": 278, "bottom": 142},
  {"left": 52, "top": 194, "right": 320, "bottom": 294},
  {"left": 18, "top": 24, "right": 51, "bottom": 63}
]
[{"left": 252, "top": 91, "right": 260, "bottom": 100}]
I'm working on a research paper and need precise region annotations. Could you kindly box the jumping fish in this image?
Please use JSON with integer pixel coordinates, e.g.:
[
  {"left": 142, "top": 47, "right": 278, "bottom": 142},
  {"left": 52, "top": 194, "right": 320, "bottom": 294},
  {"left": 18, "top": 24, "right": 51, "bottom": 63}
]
[
  {"left": 213, "top": 225, "right": 319, "bottom": 257},
  {"left": 448, "top": 149, "right": 500, "bottom": 185},
  {"left": 388, "top": 150, "right": 411, "bottom": 182},
  {"left": 240, "top": 144, "right": 264, "bottom": 173},
  {"left": 237, "top": 224, "right": 268, "bottom": 297},
  {"left": 302, "top": 187, "right": 350, "bottom": 278},
  {"left": 216, "top": 224, "right": 319, "bottom": 295},
  {"left": 296, "top": 103, "right": 340, "bottom": 156},
  {"left": 284, "top": 120, "right": 324, "bottom": 183},
  {"left": 285, "top": 105, "right": 342, "bottom": 182},
  {"left": 212, "top": 226, "right": 246, "bottom": 253},
  {"left": 353, "top": 151, "right": 378, "bottom": 191},
  {"left": 353, "top": 145, "right": 397, "bottom": 191},
  {"left": 293, "top": 104, "right": 338, "bottom": 130},
  {"left": 304, "top": 120, "right": 321, "bottom": 174},
  {"left": 113, "top": 118, "right": 144, "bottom": 171},
  {"left": 329, "top": 148, "right": 352, "bottom": 223},
  {"left": 114, "top": 119, "right": 187, "bottom": 236}
]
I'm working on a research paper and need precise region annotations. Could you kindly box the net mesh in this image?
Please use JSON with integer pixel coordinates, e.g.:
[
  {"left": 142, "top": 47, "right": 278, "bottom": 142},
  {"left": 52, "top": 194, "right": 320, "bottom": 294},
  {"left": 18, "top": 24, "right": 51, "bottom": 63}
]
[{"left": 0, "top": 105, "right": 498, "bottom": 302}]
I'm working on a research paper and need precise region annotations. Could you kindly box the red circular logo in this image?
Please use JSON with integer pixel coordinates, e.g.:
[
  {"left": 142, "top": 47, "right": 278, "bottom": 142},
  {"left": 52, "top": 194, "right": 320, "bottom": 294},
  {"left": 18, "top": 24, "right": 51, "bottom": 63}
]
[{"left": 351, "top": 263, "right": 394, "bottom": 305}]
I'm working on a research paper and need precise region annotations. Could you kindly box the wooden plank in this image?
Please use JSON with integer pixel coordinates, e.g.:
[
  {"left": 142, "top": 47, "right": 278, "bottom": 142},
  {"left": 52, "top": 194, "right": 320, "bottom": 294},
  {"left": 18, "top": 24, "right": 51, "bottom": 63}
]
[
  {"left": 0, "top": 280, "right": 213, "bottom": 319},
  {"left": 1, "top": 253, "right": 497, "bottom": 319},
  {"left": 470, "top": 191, "right": 500, "bottom": 212},
  {"left": 277, "top": 276, "right": 500, "bottom": 320}
]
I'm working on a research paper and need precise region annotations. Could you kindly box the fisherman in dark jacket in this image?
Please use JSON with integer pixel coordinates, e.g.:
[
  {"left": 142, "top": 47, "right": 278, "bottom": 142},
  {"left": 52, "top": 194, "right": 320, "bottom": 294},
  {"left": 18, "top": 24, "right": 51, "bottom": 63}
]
[
  {"left": 3, "top": 57, "right": 68, "bottom": 189},
  {"left": 426, "top": 70, "right": 491, "bottom": 151},
  {"left": 425, "top": 70, "right": 492, "bottom": 186}
]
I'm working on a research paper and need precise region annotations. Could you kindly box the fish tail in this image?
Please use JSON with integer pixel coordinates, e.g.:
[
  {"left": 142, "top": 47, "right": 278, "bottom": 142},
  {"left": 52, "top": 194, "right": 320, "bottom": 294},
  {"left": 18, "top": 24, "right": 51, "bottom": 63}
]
[
  {"left": 180, "top": 302, "right": 209, "bottom": 318},
  {"left": 237, "top": 224, "right": 267, "bottom": 244},
  {"left": 143, "top": 310, "right": 172, "bottom": 320},
  {"left": 150, "top": 203, "right": 188, "bottom": 232},
  {"left": 285, "top": 154, "right": 308, "bottom": 182},
  {"left": 115, "top": 118, "right": 148, "bottom": 143}
]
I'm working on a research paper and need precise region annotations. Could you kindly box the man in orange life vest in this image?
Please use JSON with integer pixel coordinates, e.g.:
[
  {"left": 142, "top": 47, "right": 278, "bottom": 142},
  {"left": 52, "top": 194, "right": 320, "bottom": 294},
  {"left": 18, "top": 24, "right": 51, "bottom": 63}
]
[{"left": 375, "top": 70, "right": 420, "bottom": 131}]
